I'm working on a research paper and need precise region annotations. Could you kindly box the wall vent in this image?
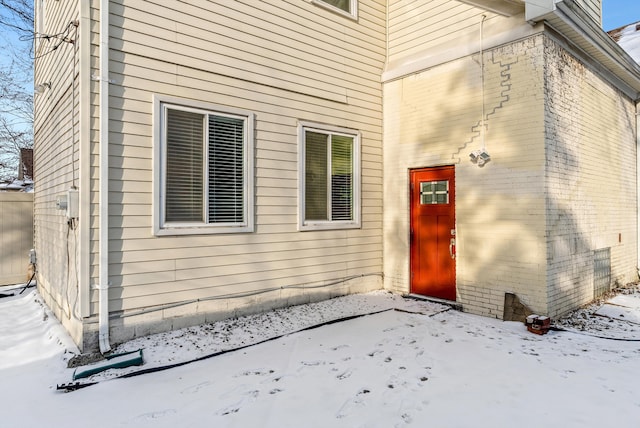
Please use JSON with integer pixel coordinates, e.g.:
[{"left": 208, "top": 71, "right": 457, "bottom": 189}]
[{"left": 593, "top": 248, "right": 611, "bottom": 298}]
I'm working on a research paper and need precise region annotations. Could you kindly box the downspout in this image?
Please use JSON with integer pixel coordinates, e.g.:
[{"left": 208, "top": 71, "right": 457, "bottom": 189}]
[
  {"left": 79, "top": 0, "right": 91, "bottom": 321},
  {"left": 98, "top": 0, "right": 111, "bottom": 354},
  {"left": 637, "top": 101, "right": 640, "bottom": 278}
]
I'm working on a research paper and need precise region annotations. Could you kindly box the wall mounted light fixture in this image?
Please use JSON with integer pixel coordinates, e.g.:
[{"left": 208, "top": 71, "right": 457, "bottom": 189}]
[
  {"left": 469, "top": 149, "right": 491, "bottom": 167},
  {"left": 469, "top": 15, "right": 491, "bottom": 168},
  {"left": 34, "top": 81, "right": 51, "bottom": 94}
]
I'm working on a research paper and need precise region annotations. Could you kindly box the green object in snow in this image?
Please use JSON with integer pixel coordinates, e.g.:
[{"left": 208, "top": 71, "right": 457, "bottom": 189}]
[{"left": 72, "top": 349, "right": 144, "bottom": 380}]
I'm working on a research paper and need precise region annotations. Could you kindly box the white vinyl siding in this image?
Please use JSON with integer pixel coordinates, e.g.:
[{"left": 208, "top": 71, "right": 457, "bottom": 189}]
[
  {"left": 575, "top": 0, "right": 601, "bottom": 25},
  {"left": 154, "top": 97, "right": 255, "bottom": 235},
  {"left": 299, "top": 122, "right": 360, "bottom": 230},
  {"left": 387, "top": 0, "right": 522, "bottom": 68},
  {"left": 314, "top": 0, "right": 358, "bottom": 19},
  {"left": 83, "top": 0, "right": 384, "bottom": 331},
  {"left": 388, "top": 0, "right": 476, "bottom": 63},
  {"left": 33, "top": 0, "right": 84, "bottom": 344}
]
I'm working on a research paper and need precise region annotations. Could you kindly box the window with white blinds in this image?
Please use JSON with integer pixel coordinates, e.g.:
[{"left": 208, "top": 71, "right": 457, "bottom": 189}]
[
  {"left": 165, "top": 109, "right": 204, "bottom": 223},
  {"left": 299, "top": 122, "right": 360, "bottom": 230},
  {"left": 154, "top": 97, "right": 254, "bottom": 235},
  {"left": 207, "top": 115, "right": 245, "bottom": 224}
]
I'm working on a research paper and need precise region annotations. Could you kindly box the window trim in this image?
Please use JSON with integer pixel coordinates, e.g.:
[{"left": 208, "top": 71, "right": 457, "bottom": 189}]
[
  {"left": 153, "top": 95, "right": 254, "bottom": 236},
  {"left": 312, "top": 0, "right": 358, "bottom": 20},
  {"left": 298, "top": 121, "right": 361, "bottom": 231}
]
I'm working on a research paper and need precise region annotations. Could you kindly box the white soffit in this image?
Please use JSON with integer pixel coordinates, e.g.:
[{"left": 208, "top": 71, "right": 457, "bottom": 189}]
[
  {"left": 458, "top": 0, "right": 525, "bottom": 16},
  {"left": 525, "top": 0, "right": 558, "bottom": 22}
]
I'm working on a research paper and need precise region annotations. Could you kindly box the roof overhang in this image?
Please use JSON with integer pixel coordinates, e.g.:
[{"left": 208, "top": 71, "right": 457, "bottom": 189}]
[
  {"left": 457, "top": 0, "right": 525, "bottom": 16},
  {"left": 526, "top": 0, "right": 640, "bottom": 101}
]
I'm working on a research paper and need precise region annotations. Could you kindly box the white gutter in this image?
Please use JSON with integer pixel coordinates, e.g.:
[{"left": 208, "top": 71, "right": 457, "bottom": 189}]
[{"left": 98, "top": 0, "right": 111, "bottom": 354}]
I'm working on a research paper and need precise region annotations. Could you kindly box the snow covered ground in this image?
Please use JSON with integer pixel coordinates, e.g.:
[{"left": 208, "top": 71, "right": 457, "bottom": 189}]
[{"left": 2, "top": 285, "right": 640, "bottom": 428}]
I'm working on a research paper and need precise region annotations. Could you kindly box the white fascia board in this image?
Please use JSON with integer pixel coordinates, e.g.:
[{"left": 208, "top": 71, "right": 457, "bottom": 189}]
[
  {"left": 525, "top": 0, "right": 560, "bottom": 22},
  {"left": 540, "top": 0, "right": 640, "bottom": 99}
]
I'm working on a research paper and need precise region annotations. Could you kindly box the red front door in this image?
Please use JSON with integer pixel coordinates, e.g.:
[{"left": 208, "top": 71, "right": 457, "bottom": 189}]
[{"left": 410, "top": 166, "right": 456, "bottom": 301}]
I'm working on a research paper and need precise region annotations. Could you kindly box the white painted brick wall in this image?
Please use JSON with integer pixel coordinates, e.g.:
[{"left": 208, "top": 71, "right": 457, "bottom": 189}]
[
  {"left": 384, "top": 35, "right": 549, "bottom": 318},
  {"left": 384, "top": 31, "right": 637, "bottom": 320},
  {"left": 544, "top": 36, "right": 637, "bottom": 317}
]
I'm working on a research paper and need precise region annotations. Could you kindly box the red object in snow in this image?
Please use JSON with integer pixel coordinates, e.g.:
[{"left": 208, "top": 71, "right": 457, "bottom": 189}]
[{"left": 525, "top": 314, "right": 551, "bottom": 335}]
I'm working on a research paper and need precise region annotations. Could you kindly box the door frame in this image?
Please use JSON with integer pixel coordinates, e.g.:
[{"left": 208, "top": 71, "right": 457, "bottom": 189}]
[{"left": 408, "top": 165, "right": 457, "bottom": 300}]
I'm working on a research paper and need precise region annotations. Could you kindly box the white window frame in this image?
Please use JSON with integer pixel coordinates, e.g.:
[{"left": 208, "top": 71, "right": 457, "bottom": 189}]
[
  {"left": 153, "top": 95, "right": 254, "bottom": 236},
  {"left": 298, "top": 121, "right": 361, "bottom": 231},
  {"left": 312, "top": 0, "right": 358, "bottom": 20}
]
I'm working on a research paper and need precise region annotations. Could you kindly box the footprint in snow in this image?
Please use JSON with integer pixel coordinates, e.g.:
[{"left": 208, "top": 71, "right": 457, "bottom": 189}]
[
  {"left": 127, "top": 409, "right": 177, "bottom": 423},
  {"left": 180, "top": 381, "right": 214, "bottom": 394},
  {"left": 336, "top": 369, "right": 353, "bottom": 380},
  {"left": 331, "top": 344, "right": 350, "bottom": 351},
  {"left": 219, "top": 406, "right": 240, "bottom": 416},
  {"left": 266, "top": 373, "right": 297, "bottom": 384},
  {"left": 335, "top": 388, "right": 370, "bottom": 419},
  {"left": 216, "top": 390, "right": 260, "bottom": 416},
  {"left": 235, "top": 368, "right": 275, "bottom": 377},
  {"left": 301, "top": 360, "right": 325, "bottom": 366}
]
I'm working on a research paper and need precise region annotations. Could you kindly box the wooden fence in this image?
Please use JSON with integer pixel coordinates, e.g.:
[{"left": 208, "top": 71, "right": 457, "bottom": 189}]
[{"left": 0, "top": 192, "right": 33, "bottom": 286}]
